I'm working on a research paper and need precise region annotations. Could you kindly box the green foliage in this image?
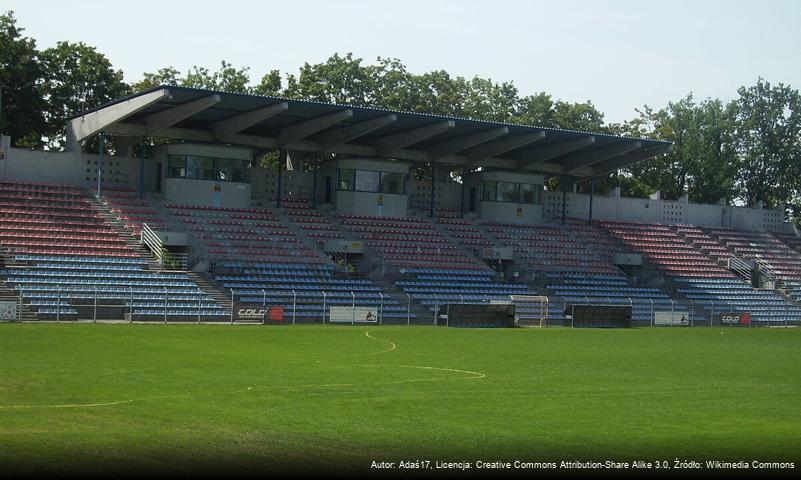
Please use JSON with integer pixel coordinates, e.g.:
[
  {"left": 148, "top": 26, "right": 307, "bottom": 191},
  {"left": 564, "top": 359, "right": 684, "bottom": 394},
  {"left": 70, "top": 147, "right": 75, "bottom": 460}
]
[
  {"left": 733, "top": 78, "right": 801, "bottom": 212},
  {"left": 39, "top": 41, "right": 128, "bottom": 150},
  {"left": 0, "top": 11, "right": 47, "bottom": 148}
]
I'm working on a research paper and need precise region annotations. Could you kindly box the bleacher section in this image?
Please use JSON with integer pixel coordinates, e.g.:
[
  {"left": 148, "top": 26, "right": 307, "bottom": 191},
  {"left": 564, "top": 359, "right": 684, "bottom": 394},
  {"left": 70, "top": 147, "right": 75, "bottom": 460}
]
[
  {"left": 775, "top": 232, "right": 801, "bottom": 253},
  {"left": 483, "top": 221, "right": 621, "bottom": 276},
  {"left": 395, "top": 268, "right": 535, "bottom": 314},
  {"left": 704, "top": 228, "right": 801, "bottom": 282},
  {"left": 597, "top": 219, "right": 801, "bottom": 325},
  {"left": 162, "top": 203, "right": 413, "bottom": 322},
  {"left": 339, "top": 213, "right": 481, "bottom": 270},
  {"left": 545, "top": 273, "right": 682, "bottom": 325},
  {"left": 599, "top": 220, "right": 736, "bottom": 278},
  {"left": 166, "top": 203, "right": 325, "bottom": 265},
  {"left": 675, "top": 277, "right": 801, "bottom": 324},
  {"left": 434, "top": 208, "right": 494, "bottom": 255},
  {"left": 0, "top": 181, "right": 226, "bottom": 320},
  {"left": 215, "top": 262, "right": 413, "bottom": 322},
  {"left": 280, "top": 198, "right": 345, "bottom": 245},
  {"left": 102, "top": 186, "right": 167, "bottom": 236}
]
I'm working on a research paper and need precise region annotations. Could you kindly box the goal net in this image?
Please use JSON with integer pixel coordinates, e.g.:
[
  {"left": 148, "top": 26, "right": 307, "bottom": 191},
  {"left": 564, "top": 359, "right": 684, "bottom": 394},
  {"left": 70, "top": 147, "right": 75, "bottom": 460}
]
[{"left": 510, "top": 295, "right": 550, "bottom": 327}]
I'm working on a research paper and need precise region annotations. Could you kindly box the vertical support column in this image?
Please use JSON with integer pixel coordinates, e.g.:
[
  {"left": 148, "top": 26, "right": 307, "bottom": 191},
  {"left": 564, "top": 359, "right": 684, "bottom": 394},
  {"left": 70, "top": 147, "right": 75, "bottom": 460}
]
[
  {"left": 561, "top": 175, "right": 568, "bottom": 225},
  {"left": 587, "top": 176, "right": 595, "bottom": 226},
  {"left": 97, "top": 132, "right": 105, "bottom": 197},
  {"left": 460, "top": 174, "right": 466, "bottom": 219},
  {"left": 312, "top": 163, "right": 318, "bottom": 208},
  {"left": 429, "top": 162, "right": 435, "bottom": 217},
  {"left": 276, "top": 149, "right": 285, "bottom": 208},
  {"left": 138, "top": 140, "right": 146, "bottom": 199}
]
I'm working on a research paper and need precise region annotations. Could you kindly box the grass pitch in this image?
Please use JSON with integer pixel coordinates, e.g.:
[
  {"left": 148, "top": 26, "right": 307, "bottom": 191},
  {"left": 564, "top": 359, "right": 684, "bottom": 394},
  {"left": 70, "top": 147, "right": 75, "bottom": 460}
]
[{"left": 0, "top": 324, "right": 799, "bottom": 476}]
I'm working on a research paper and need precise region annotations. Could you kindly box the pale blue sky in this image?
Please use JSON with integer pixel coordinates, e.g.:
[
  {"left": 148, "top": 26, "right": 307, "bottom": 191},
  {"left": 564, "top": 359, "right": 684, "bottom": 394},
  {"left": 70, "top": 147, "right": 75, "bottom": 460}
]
[{"left": 6, "top": 0, "right": 801, "bottom": 123}]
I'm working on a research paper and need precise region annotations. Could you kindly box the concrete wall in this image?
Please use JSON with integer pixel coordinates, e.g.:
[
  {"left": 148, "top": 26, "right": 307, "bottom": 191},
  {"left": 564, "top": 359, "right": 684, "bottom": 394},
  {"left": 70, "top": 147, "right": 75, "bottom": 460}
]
[
  {"left": 163, "top": 178, "right": 251, "bottom": 208},
  {"left": 0, "top": 144, "right": 141, "bottom": 190},
  {"left": 336, "top": 190, "right": 407, "bottom": 217},
  {"left": 542, "top": 189, "right": 791, "bottom": 233},
  {"left": 249, "top": 167, "right": 315, "bottom": 202},
  {"left": 480, "top": 202, "right": 543, "bottom": 224}
]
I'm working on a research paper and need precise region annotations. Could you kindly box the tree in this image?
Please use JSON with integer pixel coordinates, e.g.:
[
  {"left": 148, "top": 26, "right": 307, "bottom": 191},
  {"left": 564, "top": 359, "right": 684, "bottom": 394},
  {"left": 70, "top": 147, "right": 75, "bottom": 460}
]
[
  {"left": 183, "top": 60, "right": 251, "bottom": 93},
  {"left": 39, "top": 41, "right": 128, "bottom": 150},
  {"left": 733, "top": 78, "right": 801, "bottom": 210},
  {"left": 284, "top": 53, "right": 375, "bottom": 105},
  {"left": 129, "top": 66, "right": 181, "bottom": 92},
  {"left": 253, "top": 69, "right": 282, "bottom": 96},
  {"left": 0, "top": 11, "right": 47, "bottom": 148}
]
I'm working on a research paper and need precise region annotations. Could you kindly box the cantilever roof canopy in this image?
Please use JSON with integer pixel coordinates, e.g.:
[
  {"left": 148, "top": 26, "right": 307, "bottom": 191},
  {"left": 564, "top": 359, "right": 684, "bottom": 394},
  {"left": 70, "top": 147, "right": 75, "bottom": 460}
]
[{"left": 67, "top": 86, "right": 672, "bottom": 178}]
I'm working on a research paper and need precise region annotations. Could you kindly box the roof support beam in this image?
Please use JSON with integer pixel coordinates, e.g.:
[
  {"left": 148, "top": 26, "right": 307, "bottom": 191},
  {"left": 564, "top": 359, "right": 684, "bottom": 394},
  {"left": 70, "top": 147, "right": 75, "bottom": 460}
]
[
  {"left": 315, "top": 114, "right": 397, "bottom": 151},
  {"left": 276, "top": 109, "right": 353, "bottom": 146},
  {"left": 591, "top": 144, "right": 673, "bottom": 176},
  {"left": 211, "top": 102, "right": 288, "bottom": 139},
  {"left": 374, "top": 120, "right": 455, "bottom": 156},
  {"left": 145, "top": 94, "right": 220, "bottom": 135},
  {"left": 519, "top": 136, "right": 595, "bottom": 168},
  {"left": 66, "top": 88, "right": 171, "bottom": 143},
  {"left": 560, "top": 141, "right": 642, "bottom": 173},
  {"left": 429, "top": 127, "right": 509, "bottom": 159},
  {"left": 465, "top": 131, "right": 546, "bottom": 168}
]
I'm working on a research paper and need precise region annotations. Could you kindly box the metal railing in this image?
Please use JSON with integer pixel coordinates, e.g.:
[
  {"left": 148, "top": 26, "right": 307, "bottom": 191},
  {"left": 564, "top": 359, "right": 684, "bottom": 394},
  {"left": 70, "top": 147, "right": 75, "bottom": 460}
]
[{"left": 141, "top": 222, "right": 188, "bottom": 270}]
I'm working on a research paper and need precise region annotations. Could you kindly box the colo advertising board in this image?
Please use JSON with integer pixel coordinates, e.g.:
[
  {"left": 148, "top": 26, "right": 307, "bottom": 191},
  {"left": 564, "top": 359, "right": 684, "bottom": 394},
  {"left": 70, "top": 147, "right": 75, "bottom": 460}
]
[
  {"left": 329, "top": 306, "right": 378, "bottom": 323},
  {"left": 719, "top": 312, "right": 750, "bottom": 325}
]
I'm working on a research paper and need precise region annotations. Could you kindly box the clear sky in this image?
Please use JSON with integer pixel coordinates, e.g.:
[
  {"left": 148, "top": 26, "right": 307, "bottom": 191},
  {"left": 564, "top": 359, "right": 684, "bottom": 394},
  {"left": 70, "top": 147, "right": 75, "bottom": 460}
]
[{"left": 6, "top": 0, "right": 801, "bottom": 123}]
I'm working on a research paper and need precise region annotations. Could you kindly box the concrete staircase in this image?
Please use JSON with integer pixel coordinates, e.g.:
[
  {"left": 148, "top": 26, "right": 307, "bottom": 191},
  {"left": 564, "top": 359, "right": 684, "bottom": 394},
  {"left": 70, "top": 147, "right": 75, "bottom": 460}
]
[{"left": 86, "top": 194, "right": 162, "bottom": 270}]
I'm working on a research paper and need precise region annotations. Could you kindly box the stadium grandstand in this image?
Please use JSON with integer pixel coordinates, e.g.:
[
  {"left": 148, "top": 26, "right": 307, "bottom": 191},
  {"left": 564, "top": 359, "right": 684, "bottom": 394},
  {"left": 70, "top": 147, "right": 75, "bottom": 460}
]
[{"left": 0, "top": 85, "right": 800, "bottom": 327}]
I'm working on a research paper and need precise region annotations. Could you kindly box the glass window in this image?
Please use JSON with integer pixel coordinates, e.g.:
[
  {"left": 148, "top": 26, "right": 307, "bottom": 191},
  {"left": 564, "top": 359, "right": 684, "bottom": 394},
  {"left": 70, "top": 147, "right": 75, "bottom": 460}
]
[
  {"left": 167, "top": 155, "right": 185, "bottom": 178},
  {"left": 497, "top": 182, "right": 518, "bottom": 202},
  {"left": 519, "top": 183, "right": 536, "bottom": 204},
  {"left": 217, "top": 158, "right": 248, "bottom": 183},
  {"left": 185, "top": 155, "right": 215, "bottom": 180},
  {"left": 355, "top": 170, "right": 380, "bottom": 192},
  {"left": 380, "top": 173, "right": 405, "bottom": 194},
  {"left": 481, "top": 181, "right": 497, "bottom": 202},
  {"left": 338, "top": 169, "right": 355, "bottom": 190}
]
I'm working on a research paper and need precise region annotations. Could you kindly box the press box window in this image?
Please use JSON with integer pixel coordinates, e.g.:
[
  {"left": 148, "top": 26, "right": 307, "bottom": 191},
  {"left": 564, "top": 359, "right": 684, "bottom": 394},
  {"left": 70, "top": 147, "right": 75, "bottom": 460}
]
[
  {"left": 338, "top": 169, "right": 355, "bottom": 190},
  {"left": 355, "top": 170, "right": 381, "bottom": 192},
  {"left": 380, "top": 173, "right": 405, "bottom": 194}
]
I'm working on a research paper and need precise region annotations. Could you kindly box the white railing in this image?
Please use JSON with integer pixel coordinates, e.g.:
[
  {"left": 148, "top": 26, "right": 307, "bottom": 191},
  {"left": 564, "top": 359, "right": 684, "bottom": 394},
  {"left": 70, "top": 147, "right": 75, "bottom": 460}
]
[{"left": 141, "top": 223, "right": 187, "bottom": 270}]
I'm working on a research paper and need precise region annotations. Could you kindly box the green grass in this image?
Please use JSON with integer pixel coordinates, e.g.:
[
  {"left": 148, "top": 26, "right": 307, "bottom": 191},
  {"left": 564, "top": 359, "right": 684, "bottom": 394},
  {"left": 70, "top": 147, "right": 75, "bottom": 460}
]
[{"left": 1, "top": 324, "right": 800, "bottom": 475}]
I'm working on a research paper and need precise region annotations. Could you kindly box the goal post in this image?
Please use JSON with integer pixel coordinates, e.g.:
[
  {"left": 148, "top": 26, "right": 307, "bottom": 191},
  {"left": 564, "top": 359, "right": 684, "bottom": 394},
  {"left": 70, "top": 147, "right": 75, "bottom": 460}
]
[{"left": 510, "top": 295, "right": 550, "bottom": 327}]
